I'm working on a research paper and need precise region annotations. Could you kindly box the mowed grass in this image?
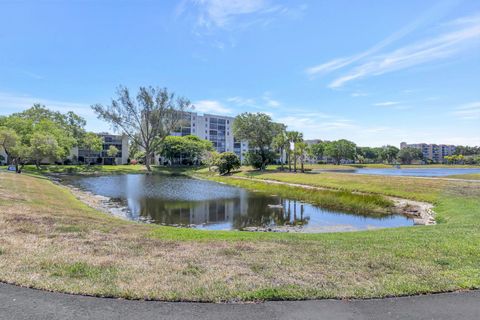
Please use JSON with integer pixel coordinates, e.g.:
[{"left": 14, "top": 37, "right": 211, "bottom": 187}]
[
  {"left": 233, "top": 169, "right": 458, "bottom": 203},
  {"left": 446, "top": 173, "right": 480, "bottom": 180},
  {"left": 0, "top": 171, "right": 479, "bottom": 301}
]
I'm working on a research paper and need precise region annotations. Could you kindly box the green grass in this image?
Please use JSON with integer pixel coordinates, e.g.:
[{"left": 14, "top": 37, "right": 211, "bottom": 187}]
[
  {"left": 446, "top": 173, "right": 480, "bottom": 180},
  {"left": 232, "top": 170, "right": 453, "bottom": 203},
  {"left": 0, "top": 169, "right": 479, "bottom": 301},
  {"left": 19, "top": 164, "right": 199, "bottom": 176}
]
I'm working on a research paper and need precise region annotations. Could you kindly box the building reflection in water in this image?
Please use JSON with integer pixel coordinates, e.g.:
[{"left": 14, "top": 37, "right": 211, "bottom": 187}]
[{"left": 128, "top": 193, "right": 310, "bottom": 230}]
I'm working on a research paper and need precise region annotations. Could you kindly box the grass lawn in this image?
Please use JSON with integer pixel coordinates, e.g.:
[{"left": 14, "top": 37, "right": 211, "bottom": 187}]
[
  {"left": 0, "top": 169, "right": 479, "bottom": 302},
  {"left": 446, "top": 173, "right": 480, "bottom": 180}
]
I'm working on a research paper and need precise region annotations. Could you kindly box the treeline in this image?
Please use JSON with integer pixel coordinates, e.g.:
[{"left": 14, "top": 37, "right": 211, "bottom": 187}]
[{"left": 0, "top": 104, "right": 104, "bottom": 171}]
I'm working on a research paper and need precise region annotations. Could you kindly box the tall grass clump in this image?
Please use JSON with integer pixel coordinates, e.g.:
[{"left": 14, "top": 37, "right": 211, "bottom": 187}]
[{"left": 206, "top": 175, "right": 393, "bottom": 215}]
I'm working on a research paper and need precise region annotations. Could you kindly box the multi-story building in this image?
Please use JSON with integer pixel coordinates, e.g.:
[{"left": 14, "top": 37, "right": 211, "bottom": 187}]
[
  {"left": 76, "top": 133, "right": 129, "bottom": 165},
  {"left": 156, "top": 112, "right": 249, "bottom": 164},
  {"left": 400, "top": 142, "right": 456, "bottom": 163}
]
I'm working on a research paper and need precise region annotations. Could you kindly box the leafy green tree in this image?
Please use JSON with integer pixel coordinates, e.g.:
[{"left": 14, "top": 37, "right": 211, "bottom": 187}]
[
  {"left": 286, "top": 131, "right": 303, "bottom": 172},
  {"left": 357, "top": 147, "right": 380, "bottom": 163},
  {"left": 215, "top": 152, "right": 240, "bottom": 175},
  {"left": 324, "top": 139, "right": 356, "bottom": 164},
  {"left": 107, "top": 145, "right": 119, "bottom": 164},
  {"left": 80, "top": 132, "right": 103, "bottom": 164},
  {"left": 397, "top": 147, "right": 423, "bottom": 164},
  {"left": 159, "top": 135, "right": 213, "bottom": 165},
  {"left": 29, "top": 132, "right": 63, "bottom": 168},
  {"left": 0, "top": 126, "right": 19, "bottom": 163},
  {"left": 310, "top": 141, "right": 325, "bottom": 163},
  {"left": 380, "top": 145, "right": 400, "bottom": 164},
  {"left": 272, "top": 131, "right": 288, "bottom": 170},
  {"left": 92, "top": 86, "right": 191, "bottom": 172},
  {"left": 202, "top": 150, "right": 220, "bottom": 171},
  {"left": 233, "top": 112, "right": 283, "bottom": 171}
]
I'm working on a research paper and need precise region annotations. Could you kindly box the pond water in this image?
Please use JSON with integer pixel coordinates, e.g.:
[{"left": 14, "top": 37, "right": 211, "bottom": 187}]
[
  {"left": 314, "top": 168, "right": 480, "bottom": 177},
  {"left": 62, "top": 174, "right": 413, "bottom": 232}
]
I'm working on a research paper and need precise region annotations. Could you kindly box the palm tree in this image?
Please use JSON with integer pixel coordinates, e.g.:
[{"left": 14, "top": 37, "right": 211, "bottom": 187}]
[
  {"left": 295, "top": 141, "right": 309, "bottom": 173},
  {"left": 287, "top": 131, "right": 303, "bottom": 172},
  {"left": 272, "top": 131, "right": 288, "bottom": 170}
]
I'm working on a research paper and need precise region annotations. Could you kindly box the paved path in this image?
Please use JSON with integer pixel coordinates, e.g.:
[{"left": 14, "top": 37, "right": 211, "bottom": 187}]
[{"left": 1, "top": 283, "right": 479, "bottom": 320}]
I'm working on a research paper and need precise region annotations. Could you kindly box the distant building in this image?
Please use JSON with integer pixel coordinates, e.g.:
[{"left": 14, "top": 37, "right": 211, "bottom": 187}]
[
  {"left": 76, "top": 133, "right": 129, "bottom": 165},
  {"left": 155, "top": 112, "right": 249, "bottom": 164},
  {"left": 400, "top": 142, "right": 456, "bottom": 163}
]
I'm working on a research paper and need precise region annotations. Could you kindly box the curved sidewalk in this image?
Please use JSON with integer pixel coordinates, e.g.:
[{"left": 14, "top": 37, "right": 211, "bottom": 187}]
[{"left": 1, "top": 283, "right": 479, "bottom": 320}]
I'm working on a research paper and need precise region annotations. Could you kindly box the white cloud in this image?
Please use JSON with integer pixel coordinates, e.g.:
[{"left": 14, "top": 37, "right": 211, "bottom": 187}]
[
  {"left": 453, "top": 101, "right": 480, "bottom": 120},
  {"left": 305, "top": 1, "right": 458, "bottom": 77},
  {"left": 262, "top": 92, "right": 280, "bottom": 107},
  {"left": 227, "top": 96, "right": 256, "bottom": 106},
  {"left": 306, "top": 12, "right": 480, "bottom": 88},
  {"left": 0, "top": 92, "right": 93, "bottom": 117},
  {"left": 373, "top": 101, "right": 401, "bottom": 106},
  {"left": 193, "top": 99, "right": 233, "bottom": 115},
  {"left": 178, "top": 0, "right": 305, "bottom": 31}
]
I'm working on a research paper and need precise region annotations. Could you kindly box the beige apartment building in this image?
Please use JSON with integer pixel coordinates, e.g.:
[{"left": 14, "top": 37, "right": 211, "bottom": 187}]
[
  {"left": 154, "top": 112, "right": 249, "bottom": 165},
  {"left": 400, "top": 142, "right": 456, "bottom": 163}
]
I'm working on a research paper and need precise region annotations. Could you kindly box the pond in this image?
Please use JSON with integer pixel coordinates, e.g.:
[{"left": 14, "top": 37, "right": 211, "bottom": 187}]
[
  {"left": 62, "top": 174, "right": 413, "bottom": 233},
  {"left": 313, "top": 167, "right": 480, "bottom": 177}
]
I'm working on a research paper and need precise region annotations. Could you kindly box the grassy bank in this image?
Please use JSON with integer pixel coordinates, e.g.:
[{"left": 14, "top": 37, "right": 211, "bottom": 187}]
[
  {"left": 0, "top": 170, "right": 479, "bottom": 301},
  {"left": 446, "top": 173, "right": 480, "bottom": 180},
  {"left": 17, "top": 164, "right": 196, "bottom": 176}
]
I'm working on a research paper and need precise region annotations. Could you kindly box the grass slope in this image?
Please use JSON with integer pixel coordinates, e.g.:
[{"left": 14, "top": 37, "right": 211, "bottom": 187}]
[{"left": 0, "top": 170, "right": 479, "bottom": 302}]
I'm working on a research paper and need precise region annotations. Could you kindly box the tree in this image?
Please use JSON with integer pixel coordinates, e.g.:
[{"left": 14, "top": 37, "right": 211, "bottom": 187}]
[
  {"left": 324, "top": 139, "right": 356, "bottom": 164},
  {"left": 202, "top": 150, "right": 220, "bottom": 171},
  {"left": 272, "top": 131, "right": 288, "bottom": 170},
  {"left": 215, "top": 152, "right": 241, "bottom": 175},
  {"left": 29, "top": 132, "right": 63, "bottom": 169},
  {"left": 159, "top": 135, "right": 213, "bottom": 165},
  {"left": 310, "top": 141, "right": 325, "bottom": 163},
  {"left": 397, "top": 147, "right": 423, "bottom": 164},
  {"left": 91, "top": 86, "right": 191, "bottom": 172},
  {"left": 80, "top": 132, "right": 103, "bottom": 164},
  {"left": 294, "top": 141, "right": 309, "bottom": 173},
  {"left": 107, "top": 145, "right": 119, "bottom": 164},
  {"left": 380, "top": 145, "right": 400, "bottom": 164},
  {"left": 232, "top": 112, "right": 283, "bottom": 171},
  {"left": 286, "top": 131, "right": 303, "bottom": 172},
  {"left": 0, "top": 126, "right": 19, "bottom": 163},
  {"left": 357, "top": 147, "right": 380, "bottom": 163}
]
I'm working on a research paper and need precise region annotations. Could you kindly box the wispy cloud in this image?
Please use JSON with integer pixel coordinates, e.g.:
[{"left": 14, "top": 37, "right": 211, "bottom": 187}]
[
  {"left": 227, "top": 96, "right": 256, "bottom": 106},
  {"left": 178, "top": 0, "right": 305, "bottom": 31},
  {"left": 0, "top": 92, "right": 92, "bottom": 117},
  {"left": 306, "top": 11, "right": 480, "bottom": 88},
  {"left": 373, "top": 101, "right": 401, "bottom": 106},
  {"left": 193, "top": 99, "right": 232, "bottom": 115},
  {"left": 453, "top": 101, "right": 480, "bottom": 120}
]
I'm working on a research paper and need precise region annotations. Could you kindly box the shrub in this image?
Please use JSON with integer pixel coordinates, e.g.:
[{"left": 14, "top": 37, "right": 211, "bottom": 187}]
[{"left": 215, "top": 152, "right": 240, "bottom": 175}]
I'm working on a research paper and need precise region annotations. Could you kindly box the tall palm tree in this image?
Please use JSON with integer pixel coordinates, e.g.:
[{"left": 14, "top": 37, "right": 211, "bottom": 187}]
[
  {"left": 286, "top": 131, "right": 303, "bottom": 172},
  {"left": 272, "top": 131, "right": 288, "bottom": 170}
]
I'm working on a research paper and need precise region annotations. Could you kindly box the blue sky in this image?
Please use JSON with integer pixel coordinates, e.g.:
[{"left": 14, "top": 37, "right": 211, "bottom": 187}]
[{"left": 1, "top": 0, "right": 479, "bottom": 147}]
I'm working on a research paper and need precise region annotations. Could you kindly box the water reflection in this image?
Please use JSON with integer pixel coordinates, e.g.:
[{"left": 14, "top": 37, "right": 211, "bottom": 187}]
[{"left": 63, "top": 174, "right": 413, "bottom": 232}]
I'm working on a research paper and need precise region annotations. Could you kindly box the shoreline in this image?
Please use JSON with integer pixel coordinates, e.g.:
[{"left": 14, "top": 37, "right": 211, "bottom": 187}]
[{"left": 48, "top": 173, "right": 435, "bottom": 234}]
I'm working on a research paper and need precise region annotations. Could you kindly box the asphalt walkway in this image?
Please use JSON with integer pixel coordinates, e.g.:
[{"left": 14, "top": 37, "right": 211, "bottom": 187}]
[{"left": 1, "top": 283, "right": 479, "bottom": 320}]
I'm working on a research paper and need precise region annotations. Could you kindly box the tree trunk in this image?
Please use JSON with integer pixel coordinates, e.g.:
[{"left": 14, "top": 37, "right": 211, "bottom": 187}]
[
  {"left": 301, "top": 157, "right": 304, "bottom": 173},
  {"left": 288, "top": 152, "right": 291, "bottom": 172},
  {"left": 145, "top": 153, "right": 152, "bottom": 172},
  {"left": 35, "top": 160, "right": 40, "bottom": 170},
  {"left": 280, "top": 147, "right": 284, "bottom": 170},
  {"left": 294, "top": 156, "right": 297, "bottom": 173}
]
